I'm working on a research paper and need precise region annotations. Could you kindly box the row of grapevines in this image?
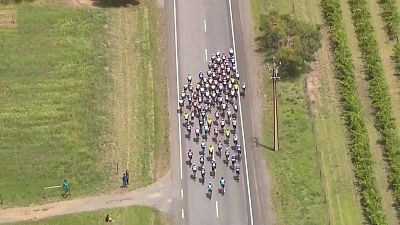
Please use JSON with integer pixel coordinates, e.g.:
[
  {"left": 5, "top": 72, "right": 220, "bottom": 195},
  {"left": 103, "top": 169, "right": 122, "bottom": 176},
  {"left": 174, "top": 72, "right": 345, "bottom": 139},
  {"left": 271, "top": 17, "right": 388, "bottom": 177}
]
[
  {"left": 379, "top": 0, "right": 400, "bottom": 39},
  {"left": 394, "top": 44, "right": 400, "bottom": 73},
  {"left": 320, "top": 0, "right": 388, "bottom": 224},
  {"left": 349, "top": 0, "right": 400, "bottom": 217},
  {"left": 378, "top": 0, "right": 400, "bottom": 77}
]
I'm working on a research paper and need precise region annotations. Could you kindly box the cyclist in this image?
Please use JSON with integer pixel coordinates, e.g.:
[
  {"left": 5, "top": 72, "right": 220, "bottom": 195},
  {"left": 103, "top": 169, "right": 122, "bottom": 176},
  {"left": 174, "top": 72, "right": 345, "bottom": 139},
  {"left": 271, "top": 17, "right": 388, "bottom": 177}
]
[
  {"left": 214, "top": 126, "right": 219, "bottom": 137},
  {"left": 204, "top": 124, "right": 209, "bottom": 135},
  {"left": 184, "top": 112, "right": 189, "bottom": 121},
  {"left": 233, "top": 134, "right": 238, "bottom": 145},
  {"left": 200, "top": 154, "right": 205, "bottom": 165},
  {"left": 237, "top": 144, "right": 242, "bottom": 155},
  {"left": 208, "top": 145, "right": 214, "bottom": 156},
  {"left": 233, "top": 103, "right": 238, "bottom": 113},
  {"left": 208, "top": 182, "right": 213, "bottom": 197},
  {"left": 178, "top": 99, "right": 184, "bottom": 108},
  {"left": 221, "top": 102, "right": 227, "bottom": 111},
  {"left": 225, "top": 148, "right": 230, "bottom": 161},
  {"left": 229, "top": 48, "right": 234, "bottom": 57},
  {"left": 187, "top": 74, "right": 192, "bottom": 84},
  {"left": 220, "top": 119, "right": 225, "bottom": 129},
  {"left": 195, "top": 127, "right": 200, "bottom": 138},
  {"left": 242, "top": 81, "right": 246, "bottom": 95},
  {"left": 217, "top": 141, "right": 223, "bottom": 152},
  {"left": 181, "top": 91, "right": 186, "bottom": 99},
  {"left": 225, "top": 128, "right": 231, "bottom": 139},
  {"left": 207, "top": 116, "right": 212, "bottom": 126},
  {"left": 191, "top": 111, "right": 195, "bottom": 120},
  {"left": 231, "top": 155, "right": 236, "bottom": 166},
  {"left": 187, "top": 124, "right": 192, "bottom": 134},
  {"left": 232, "top": 118, "right": 237, "bottom": 130},
  {"left": 201, "top": 167, "right": 206, "bottom": 179},
  {"left": 192, "top": 164, "right": 197, "bottom": 177},
  {"left": 220, "top": 177, "right": 226, "bottom": 193},
  {"left": 201, "top": 141, "right": 206, "bottom": 151},
  {"left": 215, "top": 111, "right": 220, "bottom": 120},
  {"left": 188, "top": 149, "right": 193, "bottom": 163},
  {"left": 227, "top": 108, "right": 232, "bottom": 119},
  {"left": 235, "top": 164, "right": 240, "bottom": 178},
  {"left": 211, "top": 160, "right": 217, "bottom": 172}
]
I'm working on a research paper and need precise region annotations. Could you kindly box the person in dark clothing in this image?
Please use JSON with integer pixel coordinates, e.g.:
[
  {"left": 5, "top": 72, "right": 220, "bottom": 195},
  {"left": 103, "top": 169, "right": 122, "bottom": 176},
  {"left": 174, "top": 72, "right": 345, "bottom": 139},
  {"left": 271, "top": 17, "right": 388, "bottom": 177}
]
[
  {"left": 105, "top": 214, "right": 113, "bottom": 222},
  {"left": 125, "top": 170, "right": 130, "bottom": 185},
  {"left": 121, "top": 173, "right": 127, "bottom": 188}
]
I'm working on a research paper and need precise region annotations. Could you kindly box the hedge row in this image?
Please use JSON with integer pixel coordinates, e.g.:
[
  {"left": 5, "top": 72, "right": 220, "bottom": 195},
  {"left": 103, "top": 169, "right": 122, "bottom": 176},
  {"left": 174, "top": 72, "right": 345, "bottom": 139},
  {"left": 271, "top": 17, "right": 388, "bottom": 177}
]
[
  {"left": 379, "top": 0, "right": 400, "bottom": 39},
  {"left": 321, "top": 0, "right": 388, "bottom": 224},
  {"left": 349, "top": 0, "right": 400, "bottom": 218}
]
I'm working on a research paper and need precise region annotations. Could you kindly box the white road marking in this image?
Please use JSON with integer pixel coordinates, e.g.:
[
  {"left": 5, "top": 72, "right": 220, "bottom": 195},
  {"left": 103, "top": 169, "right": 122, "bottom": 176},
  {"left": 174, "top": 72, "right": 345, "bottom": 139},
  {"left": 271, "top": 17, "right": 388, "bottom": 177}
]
[
  {"left": 181, "top": 188, "right": 184, "bottom": 199},
  {"left": 205, "top": 48, "right": 208, "bottom": 62},
  {"left": 228, "top": 0, "right": 254, "bottom": 225},
  {"left": 182, "top": 208, "right": 185, "bottom": 219},
  {"left": 216, "top": 201, "right": 219, "bottom": 218},
  {"left": 204, "top": 19, "right": 207, "bottom": 32},
  {"left": 173, "top": 0, "right": 183, "bottom": 181}
]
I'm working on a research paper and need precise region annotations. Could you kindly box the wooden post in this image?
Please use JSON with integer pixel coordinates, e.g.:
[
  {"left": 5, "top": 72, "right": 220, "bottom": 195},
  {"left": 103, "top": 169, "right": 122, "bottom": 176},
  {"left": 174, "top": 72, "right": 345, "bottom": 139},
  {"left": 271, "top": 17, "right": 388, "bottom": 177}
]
[{"left": 271, "top": 57, "right": 281, "bottom": 151}]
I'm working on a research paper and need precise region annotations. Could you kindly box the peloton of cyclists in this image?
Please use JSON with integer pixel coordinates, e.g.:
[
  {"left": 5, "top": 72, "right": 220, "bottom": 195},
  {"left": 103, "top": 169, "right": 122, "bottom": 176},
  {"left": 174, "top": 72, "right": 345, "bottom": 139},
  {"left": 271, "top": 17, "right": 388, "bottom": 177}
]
[{"left": 179, "top": 48, "right": 247, "bottom": 197}]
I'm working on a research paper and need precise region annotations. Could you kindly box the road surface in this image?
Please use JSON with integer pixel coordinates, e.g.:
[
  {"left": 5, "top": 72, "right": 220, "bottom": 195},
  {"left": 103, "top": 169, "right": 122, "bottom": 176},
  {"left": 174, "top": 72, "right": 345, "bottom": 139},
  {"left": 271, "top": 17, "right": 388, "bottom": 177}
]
[{"left": 166, "top": 0, "right": 273, "bottom": 224}]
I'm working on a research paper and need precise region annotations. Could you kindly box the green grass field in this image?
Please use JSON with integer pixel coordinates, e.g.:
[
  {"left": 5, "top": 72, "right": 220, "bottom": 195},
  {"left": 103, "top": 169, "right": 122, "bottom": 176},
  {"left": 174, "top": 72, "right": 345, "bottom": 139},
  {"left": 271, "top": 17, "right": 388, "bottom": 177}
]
[
  {"left": 251, "top": 0, "right": 363, "bottom": 224},
  {"left": 0, "top": 1, "right": 168, "bottom": 206},
  {"left": 9, "top": 206, "right": 170, "bottom": 225}
]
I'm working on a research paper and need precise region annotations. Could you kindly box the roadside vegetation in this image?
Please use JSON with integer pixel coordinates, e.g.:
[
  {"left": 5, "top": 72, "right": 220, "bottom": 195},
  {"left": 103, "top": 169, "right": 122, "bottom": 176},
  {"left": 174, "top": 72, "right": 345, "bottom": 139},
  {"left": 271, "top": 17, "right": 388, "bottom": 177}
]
[
  {"left": 256, "top": 11, "right": 321, "bottom": 77},
  {"left": 321, "top": 0, "right": 388, "bottom": 224},
  {"left": 11, "top": 206, "right": 170, "bottom": 225},
  {"left": 252, "top": 0, "right": 364, "bottom": 225},
  {"left": 0, "top": 0, "right": 168, "bottom": 206},
  {"left": 348, "top": 0, "right": 400, "bottom": 221}
]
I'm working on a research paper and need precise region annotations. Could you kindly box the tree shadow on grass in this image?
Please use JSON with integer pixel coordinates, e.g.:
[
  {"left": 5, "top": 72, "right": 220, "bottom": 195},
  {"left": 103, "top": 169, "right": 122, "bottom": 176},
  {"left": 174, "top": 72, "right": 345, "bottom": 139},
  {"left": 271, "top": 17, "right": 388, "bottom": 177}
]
[{"left": 92, "top": 0, "right": 139, "bottom": 8}]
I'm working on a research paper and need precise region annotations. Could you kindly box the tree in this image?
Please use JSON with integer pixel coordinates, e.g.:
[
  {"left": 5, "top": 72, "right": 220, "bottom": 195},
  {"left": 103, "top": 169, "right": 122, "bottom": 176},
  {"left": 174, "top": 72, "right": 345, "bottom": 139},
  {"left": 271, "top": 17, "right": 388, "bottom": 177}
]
[{"left": 256, "top": 11, "right": 321, "bottom": 77}]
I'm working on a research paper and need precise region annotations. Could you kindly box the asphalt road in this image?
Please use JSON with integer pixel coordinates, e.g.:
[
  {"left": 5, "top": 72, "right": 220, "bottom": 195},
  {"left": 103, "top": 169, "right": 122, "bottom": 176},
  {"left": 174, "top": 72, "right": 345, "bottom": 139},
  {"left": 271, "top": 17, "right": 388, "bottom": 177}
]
[{"left": 166, "top": 0, "right": 272, "bottom": 224}]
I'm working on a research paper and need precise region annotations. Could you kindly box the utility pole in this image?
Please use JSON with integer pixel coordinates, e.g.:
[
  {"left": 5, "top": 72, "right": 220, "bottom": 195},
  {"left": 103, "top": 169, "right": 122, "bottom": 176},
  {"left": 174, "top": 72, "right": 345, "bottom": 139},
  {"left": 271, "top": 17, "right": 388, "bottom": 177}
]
[{"left": 271, "top": 57, "right": 281, "bottom": 151}]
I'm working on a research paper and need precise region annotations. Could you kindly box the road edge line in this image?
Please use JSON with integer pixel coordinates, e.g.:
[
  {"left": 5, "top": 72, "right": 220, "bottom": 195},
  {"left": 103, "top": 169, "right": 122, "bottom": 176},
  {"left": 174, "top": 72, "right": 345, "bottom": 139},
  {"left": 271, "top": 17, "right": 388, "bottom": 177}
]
[{"left": 173, "top": 0, "right": 183, "bottom": 181}]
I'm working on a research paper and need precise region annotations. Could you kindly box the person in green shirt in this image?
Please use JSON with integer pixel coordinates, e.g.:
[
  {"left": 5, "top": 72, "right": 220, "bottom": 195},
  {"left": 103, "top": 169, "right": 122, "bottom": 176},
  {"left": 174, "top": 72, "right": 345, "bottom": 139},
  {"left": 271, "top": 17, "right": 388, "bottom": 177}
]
[{"left": 63, "top": 179, "right": 70, "bottom": 198}]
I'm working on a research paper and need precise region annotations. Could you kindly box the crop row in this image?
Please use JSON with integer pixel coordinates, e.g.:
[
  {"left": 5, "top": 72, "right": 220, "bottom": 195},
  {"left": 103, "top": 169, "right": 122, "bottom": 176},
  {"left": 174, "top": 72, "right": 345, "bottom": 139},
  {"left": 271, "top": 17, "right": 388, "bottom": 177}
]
[
  {"left": 349, "top": 0, "right": 400, "bottom": 218},
  {"left": 378, "top": 0, "right": 400, "bottom": 77},
  {"left": 320, "top": 0, "right": 388, "bottom": 224},
  {"left": 379, "top": 0, "right": 400, "bottom": 39}
]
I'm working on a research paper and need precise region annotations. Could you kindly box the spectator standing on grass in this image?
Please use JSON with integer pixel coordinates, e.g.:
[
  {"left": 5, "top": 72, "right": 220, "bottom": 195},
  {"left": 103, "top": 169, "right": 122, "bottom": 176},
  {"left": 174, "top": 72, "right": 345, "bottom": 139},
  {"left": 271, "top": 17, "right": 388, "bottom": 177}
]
[
  {"left": 63, "top": 179, "right": 70, "bottom": 198},
  {"left": 126, "top": 170, "right": 130, "bottom": 185},
  {"left": 121, "top": 173, "right": 127, "bottom": 188}
]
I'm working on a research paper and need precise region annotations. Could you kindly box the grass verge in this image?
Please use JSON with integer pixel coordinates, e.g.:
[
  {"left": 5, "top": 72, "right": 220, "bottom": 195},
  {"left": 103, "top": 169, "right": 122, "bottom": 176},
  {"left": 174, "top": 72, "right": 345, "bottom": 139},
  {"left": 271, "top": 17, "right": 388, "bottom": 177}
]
[
  {"left": 0, "top": 5, "right": 111, "bottom": 206},
  {"left": 252, "top": 0, "right": 364, "bottom": 224},
  {"left": 0, "top": 1, "right": 168, "bottom": 206},
  {"left": 10, "top": 206, "right": 171, "bottom": 225}
]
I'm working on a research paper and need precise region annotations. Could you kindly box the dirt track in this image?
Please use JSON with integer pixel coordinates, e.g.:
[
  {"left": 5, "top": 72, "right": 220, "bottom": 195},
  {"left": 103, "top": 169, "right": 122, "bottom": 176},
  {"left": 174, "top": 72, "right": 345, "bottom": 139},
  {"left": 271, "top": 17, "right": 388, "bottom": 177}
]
[{"left": 0, "top": 172, "right": 172, "bottom": 224}]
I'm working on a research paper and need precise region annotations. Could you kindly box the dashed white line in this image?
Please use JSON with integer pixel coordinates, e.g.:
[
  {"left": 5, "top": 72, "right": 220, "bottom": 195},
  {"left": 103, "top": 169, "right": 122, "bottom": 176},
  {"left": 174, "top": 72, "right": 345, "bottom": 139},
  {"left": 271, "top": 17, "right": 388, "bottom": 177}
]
[
  {"left": 204, "top": 19, "right": 207, "bottom": 32},
  {"left": 181, "top": 209, "right": 185, "bottom": 219},
  {"left": 181, "top": 188, "right": 184, "bottom": 199},
  {"left": 228, "top": 0, "right": 254, "bottom": 225},
  {"left": 173, "top": 0, "right": 183, "bottom": 181},
  {"left": 205, "top": 48, "right": 208, "bottom": 62},
  {"left": 216, "top": 201, "right": 219, "bottom": 218}
]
